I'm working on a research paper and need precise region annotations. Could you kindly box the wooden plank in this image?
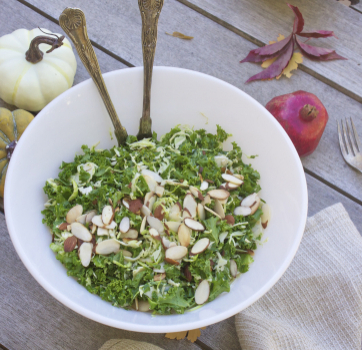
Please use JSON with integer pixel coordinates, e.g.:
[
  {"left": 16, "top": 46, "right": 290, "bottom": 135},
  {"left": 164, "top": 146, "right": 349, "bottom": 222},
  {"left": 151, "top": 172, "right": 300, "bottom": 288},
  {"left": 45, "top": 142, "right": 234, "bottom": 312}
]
[
  {"left": 17, "top": 0, "right": 362, "bottom": 204},
  {"left": 176, "top": 0, "right": 362, "bottom": 104},
  {"left": 1, "top": 172, "right": 361, "bottom": 350}
]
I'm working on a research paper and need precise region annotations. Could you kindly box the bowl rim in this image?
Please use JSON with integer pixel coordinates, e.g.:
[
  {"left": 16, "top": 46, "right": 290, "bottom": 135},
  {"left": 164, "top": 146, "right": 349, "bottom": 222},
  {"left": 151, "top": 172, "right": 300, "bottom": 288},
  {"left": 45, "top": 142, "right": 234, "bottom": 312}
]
[{"left": 5, "top": 66, "right": 308, "bottom": 332}]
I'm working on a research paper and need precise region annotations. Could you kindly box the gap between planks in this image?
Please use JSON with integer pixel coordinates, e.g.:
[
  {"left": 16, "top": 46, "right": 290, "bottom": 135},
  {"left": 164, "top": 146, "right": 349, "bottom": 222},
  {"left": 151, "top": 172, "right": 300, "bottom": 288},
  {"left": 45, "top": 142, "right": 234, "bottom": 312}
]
[
  {"left": 175, "top": 0, "right": 362, "bottom": 105},
  {"left": 0, "top": 343, "right": 10, "bottom": 350},
  {"left": 15, "top": 0, "right": 134, "bottom": 68},
  {"left": 12, "top": 0, "right": 362, "bottom": 210}
]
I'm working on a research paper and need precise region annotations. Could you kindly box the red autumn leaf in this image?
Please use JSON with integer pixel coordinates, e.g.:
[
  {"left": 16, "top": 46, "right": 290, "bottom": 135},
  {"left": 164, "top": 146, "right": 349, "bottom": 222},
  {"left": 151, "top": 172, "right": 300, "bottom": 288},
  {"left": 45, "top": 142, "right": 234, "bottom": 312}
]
[
  {"left": 288, "top": 4, "right": 304, "bottom": 34},
  {"left": 246, "top": 40, "right": 294, "bottom": 83},
  {"left": 240, "top": 3, "right": 346, "bottom": 83},
  {"left": 240, "top": 35, "right": 292, "bottom": 63},
  {"left": 297, "top": 30, "right": 337, "bottom": 38}
]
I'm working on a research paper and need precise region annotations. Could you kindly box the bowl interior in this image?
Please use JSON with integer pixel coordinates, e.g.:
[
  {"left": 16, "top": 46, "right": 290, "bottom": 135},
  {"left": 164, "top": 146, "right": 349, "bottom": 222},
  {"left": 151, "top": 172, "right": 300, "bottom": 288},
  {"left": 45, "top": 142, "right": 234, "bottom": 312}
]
[{"left": 5, "top": 67, "right": 307, "bottom": 332}]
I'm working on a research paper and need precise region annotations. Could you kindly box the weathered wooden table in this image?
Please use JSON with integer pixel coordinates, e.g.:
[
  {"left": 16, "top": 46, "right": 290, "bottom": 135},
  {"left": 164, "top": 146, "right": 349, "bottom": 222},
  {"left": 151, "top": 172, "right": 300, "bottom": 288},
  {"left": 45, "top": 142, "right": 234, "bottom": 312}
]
[{"left": 1, "top": 0, "right": 361, "bottom": 349}]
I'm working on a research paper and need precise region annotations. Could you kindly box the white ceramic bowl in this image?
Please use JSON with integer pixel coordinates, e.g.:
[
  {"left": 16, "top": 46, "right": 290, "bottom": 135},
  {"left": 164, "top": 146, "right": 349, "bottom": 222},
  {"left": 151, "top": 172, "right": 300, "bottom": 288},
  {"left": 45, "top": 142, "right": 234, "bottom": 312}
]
[{"left": 5, "top": 67, "right": 308, "bottom": 332}]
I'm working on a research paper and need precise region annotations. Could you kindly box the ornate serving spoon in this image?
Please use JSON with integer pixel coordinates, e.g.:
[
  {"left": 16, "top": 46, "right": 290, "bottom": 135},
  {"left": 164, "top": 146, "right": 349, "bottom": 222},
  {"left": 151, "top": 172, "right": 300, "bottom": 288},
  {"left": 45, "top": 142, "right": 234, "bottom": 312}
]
[
  {"left": 59, "top": 8, "right": 128, "bottom": 145},
  {"left": 137, "top": 0, "right": 164, "bottom": 140}
]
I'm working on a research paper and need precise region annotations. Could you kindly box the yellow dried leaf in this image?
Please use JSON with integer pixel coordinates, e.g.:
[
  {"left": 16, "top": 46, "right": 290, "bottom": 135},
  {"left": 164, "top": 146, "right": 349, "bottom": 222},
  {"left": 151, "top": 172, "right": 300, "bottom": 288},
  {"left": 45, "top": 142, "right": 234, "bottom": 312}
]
[
  {"left": 166, "top": 32, "right": 194, "bottom": 40},
  {"left": 268, "top": 34, "right": 285, "bottom": 45},
  {"left": 165, "top": 331, "right": 188, "bottom": 340},
  {"left": 278, "top": 52, "right": 303, "bottom": 79},
  {"left": 187, "top": 329, "right": 201, "bottom": 342}
]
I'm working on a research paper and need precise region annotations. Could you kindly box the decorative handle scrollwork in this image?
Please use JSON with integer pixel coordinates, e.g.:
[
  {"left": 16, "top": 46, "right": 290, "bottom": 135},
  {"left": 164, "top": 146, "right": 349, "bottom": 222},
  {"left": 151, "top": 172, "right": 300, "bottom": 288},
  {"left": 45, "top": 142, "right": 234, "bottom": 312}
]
[
  {"left": 137, "top": 0, "right": 164, "bottom": 140},
  {"left": 59, "top": 8, "right": 128, "bottom": 145}
]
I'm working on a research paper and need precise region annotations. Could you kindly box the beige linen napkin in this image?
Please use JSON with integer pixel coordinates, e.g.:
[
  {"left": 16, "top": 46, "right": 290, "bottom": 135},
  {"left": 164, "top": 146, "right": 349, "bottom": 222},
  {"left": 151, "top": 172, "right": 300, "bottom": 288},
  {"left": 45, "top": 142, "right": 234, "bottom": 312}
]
[{"left": 236, "top": 203, "right": 362, "bottom": 350}]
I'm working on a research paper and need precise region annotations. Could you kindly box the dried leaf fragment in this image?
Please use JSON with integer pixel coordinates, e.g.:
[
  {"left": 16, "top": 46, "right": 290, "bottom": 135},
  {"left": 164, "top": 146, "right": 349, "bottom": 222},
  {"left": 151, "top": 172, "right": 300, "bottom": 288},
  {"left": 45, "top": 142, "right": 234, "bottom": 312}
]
[
  {"left": 165, "top": 327, "right": 206, "bottom": 342},
  {"left": 165, "top": 331, "right": 188, "bottom": 340},
  {"left": 166, "top": 31, "right": 194, "bottom": 40}
]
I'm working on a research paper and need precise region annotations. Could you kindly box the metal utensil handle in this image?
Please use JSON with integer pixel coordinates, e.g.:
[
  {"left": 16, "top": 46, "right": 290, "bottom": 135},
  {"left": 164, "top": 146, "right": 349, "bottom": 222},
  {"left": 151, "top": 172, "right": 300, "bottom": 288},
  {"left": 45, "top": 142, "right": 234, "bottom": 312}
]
[
  {"left": 137, "top": 0, "right": 164, "bottom": 140},
  {"left": 59, "top": 7, "right": 128, "bottom": 145}
]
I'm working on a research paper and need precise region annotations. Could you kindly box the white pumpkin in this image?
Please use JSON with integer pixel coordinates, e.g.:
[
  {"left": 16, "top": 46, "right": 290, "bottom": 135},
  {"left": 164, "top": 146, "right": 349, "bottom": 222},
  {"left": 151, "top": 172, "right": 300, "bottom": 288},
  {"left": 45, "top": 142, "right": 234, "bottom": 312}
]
[{"left": 0, "top": 28, "right": 77, "bottom": 111}]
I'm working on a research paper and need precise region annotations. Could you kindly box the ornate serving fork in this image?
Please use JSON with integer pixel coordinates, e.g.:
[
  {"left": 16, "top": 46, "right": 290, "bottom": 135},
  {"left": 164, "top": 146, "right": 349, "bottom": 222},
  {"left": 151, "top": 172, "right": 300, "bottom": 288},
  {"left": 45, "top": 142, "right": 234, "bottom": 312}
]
[
  {"left": 137, "top": 0, "right": 164, "bottom": 140},
  {"left": 59, "top": 8, "right": 128, "bottom": 145}
]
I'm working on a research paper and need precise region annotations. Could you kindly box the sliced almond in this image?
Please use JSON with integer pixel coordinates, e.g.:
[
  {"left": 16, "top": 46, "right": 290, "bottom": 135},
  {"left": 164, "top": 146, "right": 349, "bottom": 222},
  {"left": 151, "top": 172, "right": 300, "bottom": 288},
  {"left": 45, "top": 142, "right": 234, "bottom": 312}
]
[
  {"left": 169, "top": 242, "right": 177, "bottom": 248},
  {"left": 165, "top": 245, "right": 188, "bottom": 260},
  {"left": 182, "top": 208, "right": 192, "bottom": 219},
  {"left": 184, "top": 218, "right": 205, "bottom": 231},
  {"left": 213, "top": 199, "right": 225, "bottom": 219},
  {"left": 140, "top": 215, "right": 147, "bottom": 232},
  {"left": 147, "top": 216, "right": 164, "bottom": 233},
  {"left": 85, "top": 210, "right": 97, "bottom": 223},
  {"left": 128, "top": 199, "right": 143, "bottom": 214},
  {"left": 200, "top": 181, "right": 209, "bottom": 191},
  {"left": 95, "top": 239, "right": 120, "bottom": 255},
  {"left": 58, "top": 222, "right": 68, "bottom": 231},
  {"left": 71, "top": 222, "right": 92, "bottom": 242},
  {"left": 178, "top": 223, "right": 191, "bottom": 247},
  {"left": 64, "top": 236, "right": 77, "bottom": 252},
  {"left": 144, "top": 192, "right": 155, "bottom": 205},
  {"left": 225, "top": 215, "right": 235, "bottom": 225},
  {"left": 164, "top": 257, "right": 180, "bottom": 265},
  {"left": 154, "top": 273, "right": 166, "bottom": 281},
  {"left": 183, "top": 194, "right": 197, "bottom": 218},
  {"left": 246, "top": 249, "right": 255, "bottom": 256},
  {"left": 97, "top": 227, "right": 109, "bottom": 236},
  {"left": 66, "top": 205, "right": 83, "bottom": 224},
  {"left": 141, "top": 205, "right": 152, "bottom": 217},
  {"left": 122, "top": 199, "right": 130, "bottom": 209},
  {"left": 119, "top": 217, "right": 130, "bottom": 233},
  {"left": 197, "top": 203, "right": 206, "bottom": 221},
  {"left": 121, "top": 229, "right": 138, "bottom": 239},
  {"left": 76, "top": 214, "right": 87, "bottom": 225},
  {"left": 190, "top": 238, "right": 210, "bottom": 255},
  {"left": 195, "top": 280, "right": 210, "bottom": 305},
  {"left": 149, "top": 227, "right": 161, "bottom": 241},
  {"left": 164, "top": 221, "right": 181, "bottom": 233},
  {"left": 250, "top": 196, "right": 261, "bottom": 215},
  {"left": 143, "top": 174, "right": 157, "bottom": 192},
  {"left": 241, "top": 193, "right": 258, "bottom": 207},
  {"left": 208, "top": 189, "right": 230, "bottom": 201},
  {"left": 204, "top": 205, "right": 222, "bottom": 219},
  {"left": 105, "top": 221, "right": 117, "bottom": 229},
  {"left": 222, "top": 182, "right": 240, "bottom": 190},
  {"left": 234, "top": 206, "right": 252, "bottom": 216},
  {"left": 201, "top": 195, "right": 211, "bottom": 206},
  {"left": 230, "top": 259, "right": 238, "bottom": 278},
  {"left": 137, "top": 300, "right": 151, "bottom": 312},
  {"left": 146, "top": 194, "right": 157, "bottom": 211},
  {"left": 222, "top": 174, "right": 243, "bottom": 186},
  {"left": 169, "top": 202, "right": 182, "bottom": 221},
  {"left": 141, "top": 169, "right": 163, "bottom": 183},
  {"left": 154, "top": 205, "right": 165, "bottom": 220},
  {"left": 79, "top": 242, "right": 93, "bottom": 267},
  {"left": 161, "top": 236, "right": 171, "bottom": 250},
  {"left": 91, "top": 215, "right": 105, "bottom": 228},
  {"left": 122, "top": 249, "right": 132, "bottom": 257},
  {"left": 91, "top": 224, "right": 97, "bottom": 234},
  {"left": 102, "top": 205, "right": 114, "bottom": 225},
  {"left": 190, "top": 186, "right": 204, "bottom": 201},
  {"left": 155, "top": 185, "right": 165, "bottom": 197},
  {"left": 234, "top": 174, "right": 244, "bottom": 180}
]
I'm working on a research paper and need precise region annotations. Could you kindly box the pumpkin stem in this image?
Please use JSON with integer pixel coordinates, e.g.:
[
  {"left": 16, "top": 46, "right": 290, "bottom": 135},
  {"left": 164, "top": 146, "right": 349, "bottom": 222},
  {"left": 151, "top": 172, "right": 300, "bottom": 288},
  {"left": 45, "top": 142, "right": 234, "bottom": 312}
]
[{"left": 25, "top": 32, "right": 65, "bottom": 64}]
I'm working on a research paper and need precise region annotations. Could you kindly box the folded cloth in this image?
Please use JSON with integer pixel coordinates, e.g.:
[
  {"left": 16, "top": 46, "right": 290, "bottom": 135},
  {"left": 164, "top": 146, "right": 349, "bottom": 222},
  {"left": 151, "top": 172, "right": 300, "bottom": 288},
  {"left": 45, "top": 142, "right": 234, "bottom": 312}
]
[
  {"left": 235, "top": 203, "right": 362, "bottom": 350},
  {"left": 99, "top": 339, "right": 164, "bottom": 350}
]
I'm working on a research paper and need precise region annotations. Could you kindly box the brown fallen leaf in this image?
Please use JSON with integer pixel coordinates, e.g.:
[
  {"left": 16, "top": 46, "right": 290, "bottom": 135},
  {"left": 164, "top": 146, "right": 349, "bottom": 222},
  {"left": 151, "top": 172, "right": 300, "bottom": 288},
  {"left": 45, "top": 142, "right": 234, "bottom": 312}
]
[
  {"left": 166, "top": 31, "right": 194, "bottom": 40},
  {"left": 165, "top": 327, "right": 206, "bottom": 342}
]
